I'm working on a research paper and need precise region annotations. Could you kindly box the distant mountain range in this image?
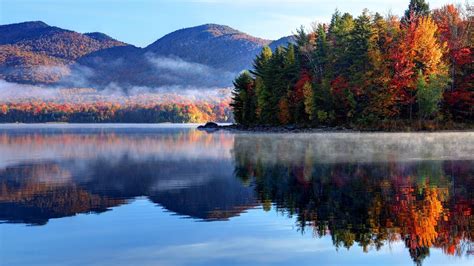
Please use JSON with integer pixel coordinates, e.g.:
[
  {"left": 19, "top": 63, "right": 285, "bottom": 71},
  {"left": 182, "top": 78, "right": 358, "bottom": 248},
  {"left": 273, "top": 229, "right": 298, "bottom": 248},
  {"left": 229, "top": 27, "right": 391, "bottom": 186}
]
[{"left": 0, "top": 21, "right": 295, "bottom": 89}]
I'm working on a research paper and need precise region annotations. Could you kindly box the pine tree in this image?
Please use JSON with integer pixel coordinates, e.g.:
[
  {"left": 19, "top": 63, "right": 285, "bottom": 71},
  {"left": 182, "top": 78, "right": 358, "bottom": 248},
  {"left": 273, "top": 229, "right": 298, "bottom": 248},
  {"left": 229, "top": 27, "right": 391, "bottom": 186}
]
[
  {"left": 252, "top": 46, "right": 273, "bottom": 123},
  {"left": 328, "top": 12, "right": 355, "bottom": 78},
  {"left": 268, "top": 47, "right": 288, "bottom": 124},
  {"left": 251, "top": 46, "right": 272, "bottom": 78},
  {"left": 403, "top": 0, "right": 430, "bottom": 24},
  {"left": 313, "top": 23, "right": 329, "bottom": 80},
  {"left": 349, "top": 9, "right": 373, "bottom": 82},
  {"left": 231, "top": 71, "right": 255, "bottom": 125}
]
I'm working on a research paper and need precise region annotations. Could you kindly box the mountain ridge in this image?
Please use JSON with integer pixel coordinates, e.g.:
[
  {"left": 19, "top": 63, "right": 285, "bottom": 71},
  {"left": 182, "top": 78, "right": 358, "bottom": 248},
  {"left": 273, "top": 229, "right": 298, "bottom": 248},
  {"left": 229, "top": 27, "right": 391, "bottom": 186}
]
[{"left": 0, "top": 21, "right": 295, "bottom": 88}]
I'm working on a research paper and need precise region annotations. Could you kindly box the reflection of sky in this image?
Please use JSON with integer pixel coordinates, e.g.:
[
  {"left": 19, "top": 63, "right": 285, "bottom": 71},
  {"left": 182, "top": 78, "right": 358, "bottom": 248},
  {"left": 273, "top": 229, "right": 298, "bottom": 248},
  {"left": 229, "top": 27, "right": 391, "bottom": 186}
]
[{"left": 2, "top": 198, "right": 471, "bottom": 266}]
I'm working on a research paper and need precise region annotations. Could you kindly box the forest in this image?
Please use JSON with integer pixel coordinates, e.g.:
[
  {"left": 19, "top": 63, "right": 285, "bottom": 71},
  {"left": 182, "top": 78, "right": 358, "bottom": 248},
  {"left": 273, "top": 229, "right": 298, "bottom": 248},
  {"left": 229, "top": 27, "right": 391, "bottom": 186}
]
[
  {"left": 0, "top": 101, "right": 232, "bottom": 123},
  {"left": 231, "top": 0, "right": 473, "bottom": 130},
  {"left": 0, "top": 87, "right": 232, "bottom": 123}
]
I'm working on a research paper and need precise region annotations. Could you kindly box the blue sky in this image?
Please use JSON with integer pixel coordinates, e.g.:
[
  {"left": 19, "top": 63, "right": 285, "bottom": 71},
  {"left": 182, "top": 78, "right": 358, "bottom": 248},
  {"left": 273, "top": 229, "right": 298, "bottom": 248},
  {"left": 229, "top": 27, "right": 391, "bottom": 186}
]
[{"left": 1, "top": 0, "right": 452, "bottom": 47}]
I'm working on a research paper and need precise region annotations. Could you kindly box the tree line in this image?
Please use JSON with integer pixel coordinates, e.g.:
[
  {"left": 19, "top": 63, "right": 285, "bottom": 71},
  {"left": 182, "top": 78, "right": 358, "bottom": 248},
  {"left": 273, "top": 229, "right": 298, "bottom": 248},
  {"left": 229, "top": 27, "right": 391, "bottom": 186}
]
[
  {"left": 0, "top": 101, "right": 232, "bottom": 123},
  {"left": 231, "top": 0, "right": 473, "bottom": 130}
]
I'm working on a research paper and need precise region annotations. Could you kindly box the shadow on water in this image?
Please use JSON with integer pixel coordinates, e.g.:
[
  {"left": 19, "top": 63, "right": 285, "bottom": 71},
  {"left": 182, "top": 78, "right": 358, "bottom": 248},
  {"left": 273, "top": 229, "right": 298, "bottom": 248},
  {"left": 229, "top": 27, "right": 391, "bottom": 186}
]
[{"left": 0, "top": 126, "right": 472, "bottom": 264}]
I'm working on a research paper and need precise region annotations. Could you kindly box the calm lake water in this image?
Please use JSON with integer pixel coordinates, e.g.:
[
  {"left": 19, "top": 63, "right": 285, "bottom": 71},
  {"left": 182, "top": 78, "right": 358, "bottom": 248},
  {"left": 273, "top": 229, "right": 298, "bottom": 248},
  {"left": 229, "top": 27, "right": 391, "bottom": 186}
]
[{"left": 0, "top": 124, "right": 472, "bottom": 266}]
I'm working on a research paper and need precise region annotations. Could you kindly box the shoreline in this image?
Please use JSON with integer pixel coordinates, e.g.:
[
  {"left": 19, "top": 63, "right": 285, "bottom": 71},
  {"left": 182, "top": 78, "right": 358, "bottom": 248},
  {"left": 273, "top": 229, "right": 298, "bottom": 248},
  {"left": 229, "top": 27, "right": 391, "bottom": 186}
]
[{"left": 198, "top": 122, "right": 474, "bottom": 133}]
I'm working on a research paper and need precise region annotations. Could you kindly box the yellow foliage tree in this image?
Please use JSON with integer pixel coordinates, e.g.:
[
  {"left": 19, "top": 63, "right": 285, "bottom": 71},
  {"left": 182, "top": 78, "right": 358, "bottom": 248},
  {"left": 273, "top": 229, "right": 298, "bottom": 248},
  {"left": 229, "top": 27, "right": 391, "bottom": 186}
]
[
  {"left": 413, "top": 17, "right": 447, "bottom": 76},
  {"left": 302, "top": 81, "right": 315, "bottom": 120}
]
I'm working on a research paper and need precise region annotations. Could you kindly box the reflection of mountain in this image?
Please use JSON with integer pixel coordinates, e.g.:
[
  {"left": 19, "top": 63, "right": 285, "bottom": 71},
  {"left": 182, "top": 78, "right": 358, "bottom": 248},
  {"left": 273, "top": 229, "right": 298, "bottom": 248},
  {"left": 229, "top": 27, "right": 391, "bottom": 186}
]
[
  {"left": 0, "top": 163, "right": 125, "bottom": 225},
  {"left": 0, "top": 127, "right": 258, "bottom": 224},
  {"left": 232, "top": 135, "right": 474, "bottom": 264},
  {"left": 0, "top": 155, "right": 257, "bottom": 225},
  {"left": 79, "top": 156, "right": 258, "bottom": 221}
]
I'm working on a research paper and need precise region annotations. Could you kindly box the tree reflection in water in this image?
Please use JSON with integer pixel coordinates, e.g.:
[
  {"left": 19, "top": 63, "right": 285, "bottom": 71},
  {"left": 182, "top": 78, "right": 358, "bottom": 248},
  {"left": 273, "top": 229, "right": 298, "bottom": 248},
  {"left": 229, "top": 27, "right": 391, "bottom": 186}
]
[{"left": 232, "top": 134, "right": 473, "bottom": 265}]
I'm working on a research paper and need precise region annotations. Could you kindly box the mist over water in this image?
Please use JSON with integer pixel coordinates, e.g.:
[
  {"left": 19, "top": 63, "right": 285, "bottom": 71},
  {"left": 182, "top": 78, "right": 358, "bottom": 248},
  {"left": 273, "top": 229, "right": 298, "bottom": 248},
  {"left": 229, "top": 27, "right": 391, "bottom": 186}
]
[{"left": 234, "top": 132, "right": 474, "bottom": 164}]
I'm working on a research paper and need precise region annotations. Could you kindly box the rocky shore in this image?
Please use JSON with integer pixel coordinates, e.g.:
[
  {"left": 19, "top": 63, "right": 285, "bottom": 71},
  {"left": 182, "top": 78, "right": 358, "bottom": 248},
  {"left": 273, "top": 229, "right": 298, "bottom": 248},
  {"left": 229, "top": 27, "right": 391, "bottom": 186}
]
[
  {"left": 197, "top": 121, "right": 474, "bottom": 133},
  {"left": 197, "top": 122, "right": 355, "bottom": 133}
]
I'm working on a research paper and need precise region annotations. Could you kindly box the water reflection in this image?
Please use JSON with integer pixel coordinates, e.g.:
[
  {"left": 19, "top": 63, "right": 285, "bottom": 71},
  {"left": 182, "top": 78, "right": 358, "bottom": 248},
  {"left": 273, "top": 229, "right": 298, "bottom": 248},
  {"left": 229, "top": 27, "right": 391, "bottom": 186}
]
[
  {"left": 0, "top": 126, "right": 472, "bottom": 265},
  {"left": 0, "top": 127, "right": 256, "bottom": 225},
  {"left": 233, "top": 134, "right": 473, "bottom": 264}
]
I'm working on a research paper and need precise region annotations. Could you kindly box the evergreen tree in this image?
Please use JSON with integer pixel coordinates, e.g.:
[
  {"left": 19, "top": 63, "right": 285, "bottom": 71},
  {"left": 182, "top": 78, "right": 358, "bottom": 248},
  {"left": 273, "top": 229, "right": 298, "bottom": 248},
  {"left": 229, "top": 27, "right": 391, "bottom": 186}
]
[
  {"left": 328, "top": 12, "right": 355, "bottom": 78},
  {"left": 348, "top": 9, "right": 375, "bottom": 116},
  {"left": 251, "top": 46, "right": 273, "bottom": 123},
  {"left": 403, "top": 0, "right": 430, "bottom": 24},
  {"left": 231, "top": 71, "right": 255, "bottom": 125},
  {"left": 268, "top": 47, "right": 288, "bottom": 124},
  {"left": 313, "top": 23, "right": 329, "bottom": 80},
  {"left": 349, "top": 9, "right": 373, "bottom": 82},
  {"left": 251, "top": 46, "right": 272, "bottom": 78}
]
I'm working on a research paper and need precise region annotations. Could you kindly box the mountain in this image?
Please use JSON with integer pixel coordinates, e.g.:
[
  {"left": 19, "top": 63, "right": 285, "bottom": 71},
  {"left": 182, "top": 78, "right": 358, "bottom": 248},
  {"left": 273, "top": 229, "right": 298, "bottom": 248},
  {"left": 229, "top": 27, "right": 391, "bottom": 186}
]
[
  {"left": 269, "top": 36, "right": 296, "bottom": 51},
  {"left": 73, "top": 24, "right": 276, "bottom": 88},
  {"left": 145, "top": 24, "right": 271, "bottom": 72},
  {"left": 0, "top": 21, "right": 127, "bottom": 84},
  {"left": 0, "top": 21, "right": 295, "bottom": 89}
]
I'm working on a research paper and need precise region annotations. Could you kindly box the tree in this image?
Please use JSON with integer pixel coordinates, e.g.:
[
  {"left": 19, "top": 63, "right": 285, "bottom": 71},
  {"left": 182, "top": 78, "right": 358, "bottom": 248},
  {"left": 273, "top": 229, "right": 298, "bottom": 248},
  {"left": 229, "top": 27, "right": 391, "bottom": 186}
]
[
  {"left": 311, "top": 23, "right": 329, "bottom": 79},
  {"left": 303, "top": 80, "right": 315, "bottom": 121},
  {"left": 328, "top": 12, "right": 355, "bottom": 78},
  {"left": 413, "top": 17, "right": 446, "bottom": 76},
  {"left": 251, "top": 46, "right": 273, "bottom": 78},
  {"left": 416, "top": 72, "right": 449, "bottom": 119},
  {"left": 252, "top": 47, "right": 273, "bottom": 123},
  {"left": 349, "top": 9, "right": 373, "bottom": 78},
  {"left": 0, "top": 104, "right": 8, "bottom": 114},
  {"left": 433, "top": 4, "right": 473, "bottom": 119},
  {"left": 348, "top": 9, "right": 374, "bottom": 115},
  {"left": 390, "top": 15, "right": 447, "bottom": 120},
  {"left": 403, "top": 0, "right": 430, "bottom": 24},
  {"left": 231, "top": 71, "right": 255, "bottom": 125},
  {"left": 278, "top": 97, "right": 291, "bottom": 125}
]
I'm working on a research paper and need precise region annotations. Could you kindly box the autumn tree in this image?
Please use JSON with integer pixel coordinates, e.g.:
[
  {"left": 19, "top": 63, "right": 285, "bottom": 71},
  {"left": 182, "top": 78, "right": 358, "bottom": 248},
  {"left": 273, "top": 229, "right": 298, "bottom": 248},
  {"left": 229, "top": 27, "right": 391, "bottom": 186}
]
[{"left": 433, "top": 4, "right": 473, "bottom": 119}]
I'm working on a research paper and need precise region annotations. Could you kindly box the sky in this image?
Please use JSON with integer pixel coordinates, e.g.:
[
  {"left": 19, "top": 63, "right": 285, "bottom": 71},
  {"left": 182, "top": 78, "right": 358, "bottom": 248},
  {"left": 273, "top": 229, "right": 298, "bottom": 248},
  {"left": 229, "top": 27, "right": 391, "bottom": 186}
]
[{"left": 0, "top": 0, "right": 455, "bottom": 47}]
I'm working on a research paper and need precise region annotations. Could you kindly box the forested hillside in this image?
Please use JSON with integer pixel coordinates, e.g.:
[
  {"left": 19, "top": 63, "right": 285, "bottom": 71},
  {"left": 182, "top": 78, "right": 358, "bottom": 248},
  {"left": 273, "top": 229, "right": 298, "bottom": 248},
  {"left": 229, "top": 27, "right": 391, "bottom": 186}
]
[
  {"left": 231, "top": 1, "right": 473, "bottom": 130},
  {"left": 0, "top": 22, "right": 294, "bottom": 88},
  {"left": 0, "top": 21, "right": 127, "bottom": 84},
  {"left": 73, "top": 24, "right": 294, "bottom": 88}
]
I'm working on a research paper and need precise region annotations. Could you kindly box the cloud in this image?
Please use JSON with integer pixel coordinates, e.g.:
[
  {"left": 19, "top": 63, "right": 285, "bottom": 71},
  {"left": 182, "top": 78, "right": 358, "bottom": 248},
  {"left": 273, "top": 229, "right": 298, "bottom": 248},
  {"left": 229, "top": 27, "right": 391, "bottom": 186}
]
[
  {"left": 145, "top": 53, "right": 237, "bottom": 87},
  {"left": 0, "top": 80, "right": 61, "bottom": 101},
  {"left": 0, "top": 79, "right": 232, "bottom": 104},
  {"left": 146, "top": 54, "right": 213, "bottom": 75}
]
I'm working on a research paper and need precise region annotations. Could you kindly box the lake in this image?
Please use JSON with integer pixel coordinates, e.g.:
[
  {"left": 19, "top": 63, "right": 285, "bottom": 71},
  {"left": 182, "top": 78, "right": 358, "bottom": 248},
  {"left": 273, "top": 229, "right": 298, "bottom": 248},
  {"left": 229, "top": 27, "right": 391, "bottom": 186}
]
[{"left": 0, "top": 124, "right": 472, "bottom": 266}]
